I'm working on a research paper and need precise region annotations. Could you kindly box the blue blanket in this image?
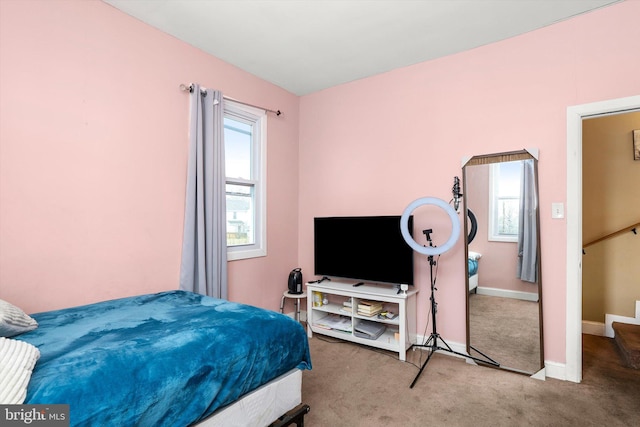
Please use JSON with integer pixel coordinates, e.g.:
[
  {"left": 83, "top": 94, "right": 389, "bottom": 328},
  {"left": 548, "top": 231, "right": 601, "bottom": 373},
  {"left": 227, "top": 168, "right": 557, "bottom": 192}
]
[
  {"left": 468, "top": 258, "right": 478, "bottom": 276},
  {"left": 18, "top": 291, "right": 311, "bottom": 426}
]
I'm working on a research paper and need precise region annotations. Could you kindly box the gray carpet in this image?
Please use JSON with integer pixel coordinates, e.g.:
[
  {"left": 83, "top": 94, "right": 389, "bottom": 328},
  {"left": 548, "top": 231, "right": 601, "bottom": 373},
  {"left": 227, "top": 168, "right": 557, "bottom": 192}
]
[
  {"left": 301, "top": 333, "right": 640, "bottom": 426},
  {"left": 469, "top": 293, "right": 541, "bottom": 373}
]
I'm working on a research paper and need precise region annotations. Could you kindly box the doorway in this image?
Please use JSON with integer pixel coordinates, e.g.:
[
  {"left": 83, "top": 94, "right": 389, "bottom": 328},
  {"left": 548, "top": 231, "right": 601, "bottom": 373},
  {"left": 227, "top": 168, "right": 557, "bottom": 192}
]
[{"left": 566, "top": 95, "right": 640, "bottom": 383}]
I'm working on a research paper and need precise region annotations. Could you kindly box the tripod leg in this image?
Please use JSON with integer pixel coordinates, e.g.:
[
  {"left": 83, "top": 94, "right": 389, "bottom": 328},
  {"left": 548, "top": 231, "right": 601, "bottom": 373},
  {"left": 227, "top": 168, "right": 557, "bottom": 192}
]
[
  {"left": 434, "top": 337, "right": 500, "bottom": 367},
  {"left": 410, "top": 332, "right": 435, "bottom": 350},
  {"left": 409, "top": 344, "right": 436, "bottom": 389},
  {"left": 469, "top": 345, "right": 500, "bottom": 367}
]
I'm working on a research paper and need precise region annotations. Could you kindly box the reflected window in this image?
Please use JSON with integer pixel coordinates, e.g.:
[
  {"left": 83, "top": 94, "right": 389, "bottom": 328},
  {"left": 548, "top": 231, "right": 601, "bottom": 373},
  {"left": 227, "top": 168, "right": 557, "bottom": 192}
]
[{"left": 488, "top": 161, "right": 521, "bottom": 242}]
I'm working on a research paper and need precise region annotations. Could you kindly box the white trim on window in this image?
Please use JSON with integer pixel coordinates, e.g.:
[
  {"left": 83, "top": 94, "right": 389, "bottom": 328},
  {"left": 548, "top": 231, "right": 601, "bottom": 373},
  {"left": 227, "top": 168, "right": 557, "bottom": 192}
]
[{"left": 224, "top": 100, "right": 267, "bottom": 261}]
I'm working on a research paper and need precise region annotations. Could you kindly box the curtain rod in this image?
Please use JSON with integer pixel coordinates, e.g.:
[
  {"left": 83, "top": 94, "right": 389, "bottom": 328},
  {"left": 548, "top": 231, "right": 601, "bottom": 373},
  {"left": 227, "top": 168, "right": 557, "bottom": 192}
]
[{"left": 179, "top": 83, "right": 282, "bottom": 116}]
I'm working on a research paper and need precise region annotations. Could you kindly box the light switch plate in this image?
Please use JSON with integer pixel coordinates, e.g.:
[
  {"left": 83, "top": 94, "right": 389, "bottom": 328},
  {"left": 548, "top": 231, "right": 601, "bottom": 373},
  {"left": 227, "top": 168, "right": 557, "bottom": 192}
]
[{"left": 552, "top": 202, "right": 564, "bottom": 219}]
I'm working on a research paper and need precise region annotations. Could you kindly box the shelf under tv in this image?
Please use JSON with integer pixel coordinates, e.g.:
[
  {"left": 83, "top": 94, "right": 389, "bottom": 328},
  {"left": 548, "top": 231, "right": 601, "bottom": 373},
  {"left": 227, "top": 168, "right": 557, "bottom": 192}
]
[{"left": 306, "top": 280, "right": 418, "bottom": 361}]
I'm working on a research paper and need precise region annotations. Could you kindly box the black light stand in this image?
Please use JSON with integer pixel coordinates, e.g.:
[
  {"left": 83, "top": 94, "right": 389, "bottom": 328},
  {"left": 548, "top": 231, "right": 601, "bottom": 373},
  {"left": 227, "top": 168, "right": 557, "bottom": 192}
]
[{"left": 409, "top": 229, "right": 498, "bottom": 389}]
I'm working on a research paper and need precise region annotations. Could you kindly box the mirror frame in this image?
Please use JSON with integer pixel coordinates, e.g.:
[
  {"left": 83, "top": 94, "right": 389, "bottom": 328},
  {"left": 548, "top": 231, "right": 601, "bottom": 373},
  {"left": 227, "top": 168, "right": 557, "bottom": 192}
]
[{"left": 462, "top": 149, "right": 545, "bottom": 376}]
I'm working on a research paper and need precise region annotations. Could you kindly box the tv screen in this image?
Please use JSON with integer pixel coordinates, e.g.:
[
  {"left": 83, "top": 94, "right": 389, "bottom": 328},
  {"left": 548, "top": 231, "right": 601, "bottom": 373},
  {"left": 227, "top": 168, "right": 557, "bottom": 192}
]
[{"left": 314, "top": 215, "right": 414, "bottom": 286}]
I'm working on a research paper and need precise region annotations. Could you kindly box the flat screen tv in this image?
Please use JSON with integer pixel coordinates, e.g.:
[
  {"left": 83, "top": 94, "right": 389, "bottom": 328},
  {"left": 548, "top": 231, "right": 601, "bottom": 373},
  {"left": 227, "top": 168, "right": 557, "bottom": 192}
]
[{"left": 314, "top": 215, "right": 414, "bottom": 286}]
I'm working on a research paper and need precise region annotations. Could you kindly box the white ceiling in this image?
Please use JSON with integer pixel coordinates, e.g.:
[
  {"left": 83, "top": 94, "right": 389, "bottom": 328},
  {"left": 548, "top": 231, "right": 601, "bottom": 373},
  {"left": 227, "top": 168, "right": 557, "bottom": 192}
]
[{"left": 103, "top": 0, "right": 620, "bottom": 96}]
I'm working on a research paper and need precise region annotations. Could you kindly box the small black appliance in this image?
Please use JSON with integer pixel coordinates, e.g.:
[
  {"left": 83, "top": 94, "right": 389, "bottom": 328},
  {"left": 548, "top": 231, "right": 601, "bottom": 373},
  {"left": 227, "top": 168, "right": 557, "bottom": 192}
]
[{"left": 288, "top": 268, "right": 303, "bottom": 294}]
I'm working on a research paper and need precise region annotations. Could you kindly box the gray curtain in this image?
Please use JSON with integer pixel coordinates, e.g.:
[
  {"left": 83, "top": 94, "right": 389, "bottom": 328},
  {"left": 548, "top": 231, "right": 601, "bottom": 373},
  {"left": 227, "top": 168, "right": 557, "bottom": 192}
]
[
  {"left": 179, "top": 84, "right": 228, "bottom": 299},
  {"left": 517, "top": 159, "right": 537, "bottom": 283}
]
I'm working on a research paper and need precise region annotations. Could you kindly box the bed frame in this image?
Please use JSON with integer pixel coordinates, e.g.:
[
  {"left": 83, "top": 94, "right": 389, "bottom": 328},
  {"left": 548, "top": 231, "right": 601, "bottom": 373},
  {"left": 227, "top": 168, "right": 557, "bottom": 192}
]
[{"left": 469, "top": 272, "right": 479, "bottom": 292}]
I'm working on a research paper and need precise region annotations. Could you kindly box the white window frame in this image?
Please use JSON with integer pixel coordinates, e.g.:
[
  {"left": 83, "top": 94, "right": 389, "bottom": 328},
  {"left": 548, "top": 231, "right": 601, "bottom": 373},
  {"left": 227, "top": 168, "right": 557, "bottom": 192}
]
[
  {"left": 488, "top": 162, "right": 519, "bottom": 243},
  {"left": 224, "top": 100, "right": 267, "bottom": 261}
]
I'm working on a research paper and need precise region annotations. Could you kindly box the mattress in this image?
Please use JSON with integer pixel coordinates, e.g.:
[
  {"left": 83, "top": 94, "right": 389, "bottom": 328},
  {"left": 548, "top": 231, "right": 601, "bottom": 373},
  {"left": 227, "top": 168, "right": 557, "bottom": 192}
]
[{"left": 196, "top": 369, "right": 301, "bottom": 427}]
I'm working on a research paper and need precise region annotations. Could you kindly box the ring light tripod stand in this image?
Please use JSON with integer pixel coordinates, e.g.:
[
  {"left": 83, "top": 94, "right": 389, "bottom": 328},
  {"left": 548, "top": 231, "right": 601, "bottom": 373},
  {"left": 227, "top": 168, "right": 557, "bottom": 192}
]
[{"left": 400, "top": 197, "right": 498, "bottom": 389}]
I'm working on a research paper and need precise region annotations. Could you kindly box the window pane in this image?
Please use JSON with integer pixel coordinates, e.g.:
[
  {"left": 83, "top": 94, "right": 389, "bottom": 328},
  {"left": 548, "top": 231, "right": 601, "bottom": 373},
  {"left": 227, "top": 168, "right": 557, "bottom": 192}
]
[
  {"left": 226, "top": 184, "right": 254, "bottom": 246},
  {"left": 489, "top": 161, "right": 522, "bottom": 242},
  {"left": 497, "top": 198, "right": 519, "bottom": 235},
  {"left": 495, "top": 161, "right": 521, "bottom": 236},
  {"left": 497, "top": 161, "right": 521, "bottom": 198},
  {"left": 224, "top": 118, "right": 252, "bottom": 180}
]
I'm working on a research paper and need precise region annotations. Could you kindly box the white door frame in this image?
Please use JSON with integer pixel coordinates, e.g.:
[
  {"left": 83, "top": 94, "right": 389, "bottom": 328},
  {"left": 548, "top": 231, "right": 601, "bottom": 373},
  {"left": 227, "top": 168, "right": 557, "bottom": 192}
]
[{"left": 565, "top": 95, "right": 640, "bottom": 383}]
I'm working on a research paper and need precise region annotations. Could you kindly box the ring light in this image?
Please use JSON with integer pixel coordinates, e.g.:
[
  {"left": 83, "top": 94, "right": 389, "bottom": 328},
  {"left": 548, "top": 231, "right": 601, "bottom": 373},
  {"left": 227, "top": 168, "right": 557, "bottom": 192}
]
[
  {"left": 400, "top": 197, "right": 460, "bottom": 256},
  {"left": 467, "top": 209, "right": 478, "bottom": 244}
]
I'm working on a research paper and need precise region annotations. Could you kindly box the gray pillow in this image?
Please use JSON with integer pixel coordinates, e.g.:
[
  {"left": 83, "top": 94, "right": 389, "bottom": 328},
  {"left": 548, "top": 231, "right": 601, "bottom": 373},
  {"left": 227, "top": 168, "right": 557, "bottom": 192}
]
[{"left": 0, "top": 299, "right": 38, "bottom": 337}]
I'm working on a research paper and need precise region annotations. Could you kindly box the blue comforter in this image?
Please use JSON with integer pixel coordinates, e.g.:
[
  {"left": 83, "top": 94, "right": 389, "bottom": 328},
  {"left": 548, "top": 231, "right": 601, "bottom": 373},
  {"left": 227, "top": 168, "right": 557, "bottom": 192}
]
[
  {"left": 18, "top": 290, "right": 311, "bottom": 426},
  {"left": 468, "top": 258, "right": 478, "bottom": 276}
]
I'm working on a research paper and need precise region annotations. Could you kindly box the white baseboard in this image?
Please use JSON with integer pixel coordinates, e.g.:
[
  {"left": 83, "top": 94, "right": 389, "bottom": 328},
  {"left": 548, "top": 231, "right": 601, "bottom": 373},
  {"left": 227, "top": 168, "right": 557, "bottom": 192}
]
[
  {"left": 582, "top": 321, "right": 605, "bottom": 336},
  {"left": 413, "top": 334, "right": 569, "bottom": 381},
  {"left": 476, "top": 286, "right": 539, "bottom": 302},
  {"left": 413, "top": 335, "right": 468, "bottom": 359},
  {"left": 544, "top": 361, "right": 566, "bottom": 381},
  {"left": 551, "top": 305, "right": 640, "bottom": 380},
  {"left": 604, "top": 301, "right": 640, "bottom": 338}
]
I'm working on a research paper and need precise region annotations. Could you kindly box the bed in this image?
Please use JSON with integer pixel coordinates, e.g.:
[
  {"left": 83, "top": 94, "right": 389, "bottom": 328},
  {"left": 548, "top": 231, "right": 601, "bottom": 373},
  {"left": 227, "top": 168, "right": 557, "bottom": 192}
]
[
  {"left": 468, "top": 251, "right": 481, "bottom": 292},
  {"left": 4, "top": 290, "right": 311, "bottom": 426}
]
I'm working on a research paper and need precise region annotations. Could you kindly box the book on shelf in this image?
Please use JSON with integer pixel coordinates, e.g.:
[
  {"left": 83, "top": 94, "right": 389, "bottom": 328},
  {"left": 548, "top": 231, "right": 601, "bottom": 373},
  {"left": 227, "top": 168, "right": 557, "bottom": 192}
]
[
  {"left": 357, "top": 304, "right": 382, "bottom": 312},
  {"left": 357, "top": 300, "right": 383, "bottom": 316},
  {"left": 358, "top": 299, "right": 382, "bottom": 307},
  {"left": 313, "top": 314, "right": 352, "bottom": 333},
  {"left": 357, "top": 300, "right": 383, "bottom": 309},
  {"left": 357, "top": 308, "right": 382, "bottom": 317}
]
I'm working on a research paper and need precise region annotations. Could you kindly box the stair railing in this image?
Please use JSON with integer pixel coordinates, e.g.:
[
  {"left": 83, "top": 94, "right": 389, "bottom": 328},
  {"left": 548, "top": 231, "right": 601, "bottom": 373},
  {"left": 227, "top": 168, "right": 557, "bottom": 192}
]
[{"left": 583, "top": 221, "right": 639, "bottom": 254}]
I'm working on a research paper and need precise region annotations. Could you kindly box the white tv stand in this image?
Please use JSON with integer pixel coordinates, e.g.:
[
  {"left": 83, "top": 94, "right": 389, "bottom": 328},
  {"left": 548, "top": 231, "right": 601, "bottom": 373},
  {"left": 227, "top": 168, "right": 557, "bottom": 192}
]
[{"left": 306, "top": 280, "right": 418, "bottom": 361}]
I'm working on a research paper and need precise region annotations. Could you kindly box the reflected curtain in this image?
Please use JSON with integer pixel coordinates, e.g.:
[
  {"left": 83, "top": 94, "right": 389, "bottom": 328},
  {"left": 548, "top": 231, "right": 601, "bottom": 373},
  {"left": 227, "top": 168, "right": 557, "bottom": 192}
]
[
  {"left": 517, "top": 159, "right": 537, "bottom": 283},
  {"left": 179, "top": 84, "right": 228, "bottom": 299}
]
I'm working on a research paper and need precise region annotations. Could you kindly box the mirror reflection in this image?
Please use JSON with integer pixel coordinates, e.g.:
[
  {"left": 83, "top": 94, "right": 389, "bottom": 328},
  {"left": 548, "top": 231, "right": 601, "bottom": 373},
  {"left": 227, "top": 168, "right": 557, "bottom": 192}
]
[{"left": 463, "top": 150, "right": 544, "bottom": 375}]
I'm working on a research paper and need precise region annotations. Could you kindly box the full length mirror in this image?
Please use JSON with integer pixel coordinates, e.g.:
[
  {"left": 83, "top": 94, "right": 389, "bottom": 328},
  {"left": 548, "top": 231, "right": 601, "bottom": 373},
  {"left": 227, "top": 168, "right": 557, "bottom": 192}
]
[{"left": 463, "top": 150, "right": 544, "bottom": 375}]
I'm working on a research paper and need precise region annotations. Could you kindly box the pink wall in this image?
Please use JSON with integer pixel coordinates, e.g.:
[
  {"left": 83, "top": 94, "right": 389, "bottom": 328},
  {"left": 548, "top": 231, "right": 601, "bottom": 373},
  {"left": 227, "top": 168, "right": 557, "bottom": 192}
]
[
  {"left": 2, "top": 0, "right": 639, "bottom": 368},
  {"left": 0, "top": 0, "right": 300, "bottom": 313},
  {"left": 298, "top": 1, "right": 640, "bottom": 364}
]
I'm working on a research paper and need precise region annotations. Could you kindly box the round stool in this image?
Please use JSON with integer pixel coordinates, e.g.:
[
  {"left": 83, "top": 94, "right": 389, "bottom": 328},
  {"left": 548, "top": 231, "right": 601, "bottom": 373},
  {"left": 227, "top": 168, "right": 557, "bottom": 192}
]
[{"left": 280, "top": 290, "right": 307, "bottom": 322}]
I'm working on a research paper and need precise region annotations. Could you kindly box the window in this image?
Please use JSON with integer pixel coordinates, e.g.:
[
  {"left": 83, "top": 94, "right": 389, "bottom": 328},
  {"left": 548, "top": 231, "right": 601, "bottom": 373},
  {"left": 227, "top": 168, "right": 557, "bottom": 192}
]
[
  {"left": 224, "top": 100, "right": 266, "bottom": 260},
  {"left": 488, "top": 161, "right": 521, "bottom": 242}
]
